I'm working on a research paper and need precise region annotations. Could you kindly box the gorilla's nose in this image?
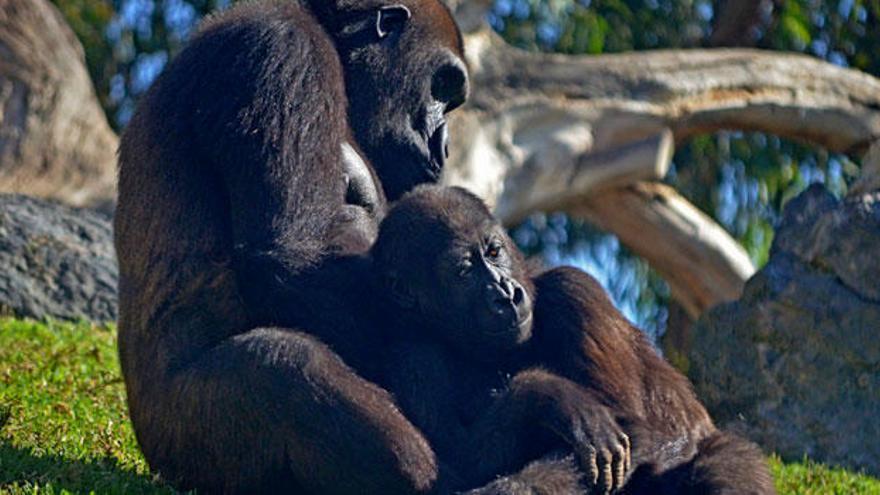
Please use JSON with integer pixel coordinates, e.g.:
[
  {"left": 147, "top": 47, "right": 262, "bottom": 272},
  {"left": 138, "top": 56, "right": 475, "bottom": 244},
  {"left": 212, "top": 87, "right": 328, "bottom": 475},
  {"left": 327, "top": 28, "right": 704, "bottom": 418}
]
[
  {"left": 431, "top": 55, "right": 468, "bottom": 112},
  {"left": 489, "top": 278, "right": 526, "bottom": 320}
]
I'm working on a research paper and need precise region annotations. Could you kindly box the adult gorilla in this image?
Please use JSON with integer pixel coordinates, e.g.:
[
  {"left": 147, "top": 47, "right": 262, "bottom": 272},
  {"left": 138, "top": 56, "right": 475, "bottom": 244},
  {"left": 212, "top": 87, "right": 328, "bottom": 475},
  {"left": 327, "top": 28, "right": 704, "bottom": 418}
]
[{"left": 115, "top": 0, "right": 467, "bottom": 492}]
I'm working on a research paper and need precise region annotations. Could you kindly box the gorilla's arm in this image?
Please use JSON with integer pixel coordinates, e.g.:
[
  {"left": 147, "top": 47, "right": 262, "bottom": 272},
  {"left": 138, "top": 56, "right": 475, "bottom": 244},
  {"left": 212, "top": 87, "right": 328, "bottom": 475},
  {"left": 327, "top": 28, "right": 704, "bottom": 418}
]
[
  {"left": 529, "top": 267, "right": 775, "bottom": 493},
  {"left": 530, "top": 267, "right": 715, "bottom": 449},
  {"left": 464, "top": 369, "right": 630, "bottom": 493},
  {"left": 383, "top": 341, "right": 473, "bottom": 491},
  {"left": 326, "top": 143, "right": 385, "bottom": 254},
  {"left": 383, "top": 341, "right": 629, "bottom": 493}
]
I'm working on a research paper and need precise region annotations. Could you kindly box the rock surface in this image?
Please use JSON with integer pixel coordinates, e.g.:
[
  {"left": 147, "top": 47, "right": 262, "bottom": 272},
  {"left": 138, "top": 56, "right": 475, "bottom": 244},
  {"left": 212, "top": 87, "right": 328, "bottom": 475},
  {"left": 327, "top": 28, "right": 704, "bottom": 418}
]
[
  {"left": 688, "top": 184, "right": 880, "bottom": 475},
  {"left": 0, "top": 194, "right": 117, "bottom": 322},
  {"left": 0, "top": 0, "right": 119, "bottom": 211}
]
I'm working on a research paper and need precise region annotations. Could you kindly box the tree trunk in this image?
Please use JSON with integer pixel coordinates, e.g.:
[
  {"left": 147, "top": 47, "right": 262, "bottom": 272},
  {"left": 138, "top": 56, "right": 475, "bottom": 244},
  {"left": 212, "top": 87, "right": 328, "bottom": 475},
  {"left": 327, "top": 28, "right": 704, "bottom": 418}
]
[{"left": 0, "top": 0, "right": 117, "bottom": 212}]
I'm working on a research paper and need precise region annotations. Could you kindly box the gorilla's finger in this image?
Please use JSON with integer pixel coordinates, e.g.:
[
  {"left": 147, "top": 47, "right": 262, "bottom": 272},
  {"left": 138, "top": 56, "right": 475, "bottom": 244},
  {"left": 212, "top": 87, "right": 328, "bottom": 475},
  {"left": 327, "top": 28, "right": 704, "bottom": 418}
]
[
  {"left": 612, "top": 443, "right": 627, "bottom": 490},
  {"left": 599, "top": 447, "right": 613, "bottom": 493},
  {"left": 620, "top": 432, "right": 632, "bottom": 475},
  {"left": 584, "top": 445, "right": 599, "bottom": 487}
]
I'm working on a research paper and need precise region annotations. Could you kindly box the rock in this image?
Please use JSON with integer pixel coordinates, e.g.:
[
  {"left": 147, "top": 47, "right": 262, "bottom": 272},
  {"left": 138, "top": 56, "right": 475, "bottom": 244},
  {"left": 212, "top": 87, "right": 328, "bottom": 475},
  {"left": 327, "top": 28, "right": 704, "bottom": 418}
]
[
  {"left": 687, "top": 184, "right": 880, "bottom": 475},
  {"left": 0, "top": 0, "right": 118, "bottom": 210},
  {"left": 0, "top": 194, "right": 117, "bottom": 322}
]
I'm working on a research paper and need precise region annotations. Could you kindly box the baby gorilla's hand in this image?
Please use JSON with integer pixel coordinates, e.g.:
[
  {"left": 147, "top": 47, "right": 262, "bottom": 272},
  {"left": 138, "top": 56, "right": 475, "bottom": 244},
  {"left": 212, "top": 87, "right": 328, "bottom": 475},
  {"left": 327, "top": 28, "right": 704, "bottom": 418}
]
[
  {"left": 509, "top": 369, "right": 632, "bottom": 494},
  {"left": 541, "top": 399, "right": 631, "bottom": 494},
  {"left": 328, "top": 205, "right": 378, "bottom": 254},
  {"left": 509, "top": 370, "right": 630, "bottom": 494}
]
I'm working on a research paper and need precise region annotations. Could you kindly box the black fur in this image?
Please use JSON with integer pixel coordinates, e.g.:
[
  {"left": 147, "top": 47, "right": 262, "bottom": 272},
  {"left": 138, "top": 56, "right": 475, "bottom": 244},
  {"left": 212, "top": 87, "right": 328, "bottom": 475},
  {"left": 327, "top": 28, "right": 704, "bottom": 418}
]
[
  {"left": 371, "top": 186, "right": 776, "bottom": 495},
  {"left": 115, "top": 0, "right": 467, "bottom": 493}
]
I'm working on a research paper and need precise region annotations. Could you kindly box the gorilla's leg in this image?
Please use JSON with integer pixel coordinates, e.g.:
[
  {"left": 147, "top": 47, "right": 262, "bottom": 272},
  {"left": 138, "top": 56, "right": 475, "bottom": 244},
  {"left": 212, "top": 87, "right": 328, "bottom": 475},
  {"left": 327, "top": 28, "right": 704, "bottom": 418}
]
[
  {"left": 134, "top": 328, "right": 437, "bottom": 494},
  {"left": 625, "top": 431, "right": 774, "bottom": 495},
  {"left": 683, "top": 431, "right": 775, "bottom": 495}
]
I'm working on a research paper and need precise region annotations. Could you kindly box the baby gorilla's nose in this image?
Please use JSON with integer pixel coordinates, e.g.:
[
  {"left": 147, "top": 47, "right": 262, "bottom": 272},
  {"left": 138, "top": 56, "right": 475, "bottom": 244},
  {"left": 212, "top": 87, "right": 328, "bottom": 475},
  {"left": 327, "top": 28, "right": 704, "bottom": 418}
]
[
  {"left": 488, "top": 278, "right": 528, "bottom": 324},
  {"left": 512, "top": 285, "right": 525, "bottom": 306},
  {"left": 487, "top": 282, "right": 510, "bottom": 310}
]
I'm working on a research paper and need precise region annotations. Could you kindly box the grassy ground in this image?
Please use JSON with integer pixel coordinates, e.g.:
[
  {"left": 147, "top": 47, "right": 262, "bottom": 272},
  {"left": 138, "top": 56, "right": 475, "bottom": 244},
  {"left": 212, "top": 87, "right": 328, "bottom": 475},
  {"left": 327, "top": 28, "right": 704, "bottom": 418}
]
[{"left": 1, "top": 318, "right": 879, "bottom": 494}]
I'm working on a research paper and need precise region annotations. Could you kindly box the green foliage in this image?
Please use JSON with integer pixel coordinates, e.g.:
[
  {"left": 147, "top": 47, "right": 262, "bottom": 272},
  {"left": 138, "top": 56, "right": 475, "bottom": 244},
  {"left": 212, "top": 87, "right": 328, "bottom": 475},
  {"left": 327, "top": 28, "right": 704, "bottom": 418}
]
[
  {"left": 1, "top": 317, "right": 879, "bottom": 493},
  {"left": 666, "top": 131, "right": 859, "bottom": 266},
  {"left": 764, "top": 0, "right": 880, "bottom": 76},
  {"left": 778, "top": 1, "right": 812, "bottom": 49},
  {"left": 50, "top": 0, "right": 237, "bottom": 127},
  {"left": 50, "top": 0, "right": 117, "bottom": 117},
  {"left": 489, "top": 0, "right": 713, "bottom": 52}
]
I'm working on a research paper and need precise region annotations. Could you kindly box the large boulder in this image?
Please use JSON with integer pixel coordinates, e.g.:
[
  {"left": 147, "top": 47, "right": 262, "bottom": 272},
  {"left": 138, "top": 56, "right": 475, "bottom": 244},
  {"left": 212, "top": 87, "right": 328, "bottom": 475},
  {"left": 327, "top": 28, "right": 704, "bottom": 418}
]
[
  {"left": 0, "top": 0, "right": 118, "bottom": 211},
  {"left": 0, "top": 194, "right": 117, "bottom": 322},
  {"left": 687, "top": 184, "right": 880, "bottom": 475}
]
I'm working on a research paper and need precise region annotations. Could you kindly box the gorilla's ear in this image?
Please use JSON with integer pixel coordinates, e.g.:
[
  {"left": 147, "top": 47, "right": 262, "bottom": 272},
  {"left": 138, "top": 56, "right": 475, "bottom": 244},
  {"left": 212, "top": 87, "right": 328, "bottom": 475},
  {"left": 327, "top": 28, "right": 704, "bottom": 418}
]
[
  {"left": 384, "top": 270, "right": 416, "bottom": 309},
  {"left": 376, "top": 5, "right": 411, "bottom": 39}
]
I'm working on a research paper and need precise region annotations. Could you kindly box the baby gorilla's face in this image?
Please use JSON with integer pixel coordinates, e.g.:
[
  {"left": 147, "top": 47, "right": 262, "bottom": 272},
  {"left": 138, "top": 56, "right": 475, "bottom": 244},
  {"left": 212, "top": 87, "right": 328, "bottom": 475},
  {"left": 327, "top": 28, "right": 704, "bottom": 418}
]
[
  {"left": 431, "top": 224, "right": 534, "bottom": 354},
  {"left": 373, "top": 186, "right": 535, "bottom": 360}
]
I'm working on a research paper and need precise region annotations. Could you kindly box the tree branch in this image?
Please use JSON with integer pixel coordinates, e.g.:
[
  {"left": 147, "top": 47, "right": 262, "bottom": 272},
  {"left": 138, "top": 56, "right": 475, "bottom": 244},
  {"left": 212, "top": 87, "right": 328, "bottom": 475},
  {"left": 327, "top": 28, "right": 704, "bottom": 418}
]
[
  {"left": 445, "top": 28, "right": 880, "bottom": 314},
  {"left": 570, "top": 183, "right": 756, "bottom": 318}
]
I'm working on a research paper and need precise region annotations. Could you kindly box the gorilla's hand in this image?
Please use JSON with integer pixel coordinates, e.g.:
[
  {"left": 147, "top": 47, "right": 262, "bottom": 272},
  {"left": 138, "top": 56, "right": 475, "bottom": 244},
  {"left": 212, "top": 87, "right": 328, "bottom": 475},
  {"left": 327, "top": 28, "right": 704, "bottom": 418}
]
[
  {"left": 540, "top": 394, "right": 631, "bottom": 494},
  {"left": 328, "top": 205, "right": 378, "bottom": 254},
  {"left": 509, "top": 369, "right": 631, "bottom": 494},
  {"left": 341, "top": 142, "right": 381, "bottom": 215},
  {"left": 327, "top": 143, "right": 384, "bottom": 254}
]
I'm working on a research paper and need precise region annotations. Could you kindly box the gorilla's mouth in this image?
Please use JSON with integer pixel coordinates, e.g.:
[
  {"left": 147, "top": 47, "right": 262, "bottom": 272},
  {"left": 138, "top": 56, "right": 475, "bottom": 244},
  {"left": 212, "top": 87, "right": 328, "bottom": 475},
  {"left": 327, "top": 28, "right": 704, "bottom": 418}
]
[
  {"left": 427, "top": 120, "right": 449, "bottom": 174},
  {"left": 515, "top": 311, "right": 533, "bottom": 330},
  {"left": 420, "top": 101, "right": 449, "bottom": 179}
]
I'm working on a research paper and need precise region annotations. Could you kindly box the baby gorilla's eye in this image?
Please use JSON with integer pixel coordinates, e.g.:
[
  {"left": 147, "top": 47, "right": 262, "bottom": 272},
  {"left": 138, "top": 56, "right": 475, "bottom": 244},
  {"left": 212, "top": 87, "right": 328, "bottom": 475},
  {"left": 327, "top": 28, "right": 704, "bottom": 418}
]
[{"left": 486, "top": 243, "right": 502, "bottom": 260}]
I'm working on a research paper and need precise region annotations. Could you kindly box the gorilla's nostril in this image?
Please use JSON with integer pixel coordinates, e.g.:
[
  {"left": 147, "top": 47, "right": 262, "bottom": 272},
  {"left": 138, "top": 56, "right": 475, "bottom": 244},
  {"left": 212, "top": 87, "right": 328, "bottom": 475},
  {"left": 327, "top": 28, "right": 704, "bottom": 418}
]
[
  {"left": 431, "top": 60, "right": 468, "bottom": 111},
  {"left": 512, "top": 286, "right": 524, "bottom": 306}
]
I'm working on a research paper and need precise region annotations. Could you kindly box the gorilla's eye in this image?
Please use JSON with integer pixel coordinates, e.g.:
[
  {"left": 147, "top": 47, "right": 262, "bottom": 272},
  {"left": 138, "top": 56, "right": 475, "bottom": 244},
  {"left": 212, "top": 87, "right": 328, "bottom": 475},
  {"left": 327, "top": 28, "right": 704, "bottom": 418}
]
[
  {"left": 376, "top": 4, "right": 411, "bottom": 39},
  {"left": 486, "top": 243, "right": 502, "bottom": 260}
]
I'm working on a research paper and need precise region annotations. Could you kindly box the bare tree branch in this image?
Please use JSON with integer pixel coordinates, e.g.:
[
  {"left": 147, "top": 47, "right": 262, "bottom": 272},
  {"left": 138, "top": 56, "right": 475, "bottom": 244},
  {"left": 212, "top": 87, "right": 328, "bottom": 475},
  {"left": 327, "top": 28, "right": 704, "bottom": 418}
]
[{"left": 570, "top": 183, "right": 756, "bottom": 318}]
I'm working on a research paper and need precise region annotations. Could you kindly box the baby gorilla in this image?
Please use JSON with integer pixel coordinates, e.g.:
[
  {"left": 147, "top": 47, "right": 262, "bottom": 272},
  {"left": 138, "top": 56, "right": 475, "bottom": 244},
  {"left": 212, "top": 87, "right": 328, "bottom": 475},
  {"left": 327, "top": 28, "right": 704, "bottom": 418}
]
[
  {"left": 371, "top": 185, "right": 775, "bottom": 495},
  {"left": 371, "top": 185, "right": 630, "bottom": 493}
]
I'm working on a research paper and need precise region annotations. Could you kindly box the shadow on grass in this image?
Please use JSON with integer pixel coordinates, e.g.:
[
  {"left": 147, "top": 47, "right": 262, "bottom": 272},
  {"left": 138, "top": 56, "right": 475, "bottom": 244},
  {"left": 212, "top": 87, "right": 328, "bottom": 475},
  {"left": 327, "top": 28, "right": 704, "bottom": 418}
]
[{"left": 0, "top": 443, "right": 178, "bottom": 494}]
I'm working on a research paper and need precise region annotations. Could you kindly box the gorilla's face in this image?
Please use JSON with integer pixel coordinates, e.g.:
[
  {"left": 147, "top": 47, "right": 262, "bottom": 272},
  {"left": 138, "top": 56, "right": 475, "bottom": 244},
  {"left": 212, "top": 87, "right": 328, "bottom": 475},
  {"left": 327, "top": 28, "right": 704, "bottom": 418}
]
[
  {"left": 330, "top": 0, "right": 469, "bottom": 201},
  {"left": 429, "top": 223, "right": 535, "bottom": 357},
  {"left": 373, "top": 186, "right": 534, "bottom": 363}
]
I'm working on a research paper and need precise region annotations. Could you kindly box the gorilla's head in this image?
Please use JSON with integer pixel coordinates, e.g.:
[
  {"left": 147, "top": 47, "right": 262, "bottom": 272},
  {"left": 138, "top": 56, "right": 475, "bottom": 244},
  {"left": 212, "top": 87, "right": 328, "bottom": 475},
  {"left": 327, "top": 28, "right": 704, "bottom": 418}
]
[
  {"left": 372, "top": 186, "right": 535, "bottom": 362},
  {"left": 315, "top": 0, "right": 469, "bottom": 201}
]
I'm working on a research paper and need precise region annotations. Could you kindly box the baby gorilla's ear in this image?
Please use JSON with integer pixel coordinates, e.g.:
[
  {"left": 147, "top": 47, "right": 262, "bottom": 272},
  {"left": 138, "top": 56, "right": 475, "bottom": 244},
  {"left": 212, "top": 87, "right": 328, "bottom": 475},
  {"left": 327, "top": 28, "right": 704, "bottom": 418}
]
[{"left": 384, "top": 270, "right": 416, "bottom": 309}]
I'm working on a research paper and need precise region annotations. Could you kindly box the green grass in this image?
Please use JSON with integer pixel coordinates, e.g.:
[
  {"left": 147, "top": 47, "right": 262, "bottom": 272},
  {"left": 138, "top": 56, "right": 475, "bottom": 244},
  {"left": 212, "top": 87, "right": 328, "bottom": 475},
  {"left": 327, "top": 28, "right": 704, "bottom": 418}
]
[
  {"left": 1, "top": 317, "right": 879, "bottom": 494},
  {"left": 0, "top": 318, "right": 172, "bottom": 494}
]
